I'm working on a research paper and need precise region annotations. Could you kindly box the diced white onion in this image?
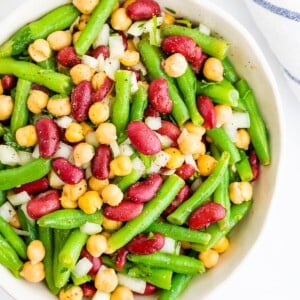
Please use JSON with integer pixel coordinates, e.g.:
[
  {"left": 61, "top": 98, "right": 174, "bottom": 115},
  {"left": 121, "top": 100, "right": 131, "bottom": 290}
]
[
  {"left": 154, "top": 151, "right": 170, "bottom": 167},
  {"left": 119, "top": 144, "right": 134, "bottom": 156},
  {"left": 32, "top": 145, "right": 40, "bottom": 158},
  {"left": 127, "top": 21, "right": 146, "bottom": 37},
  {"left": 198, "top": 23, "right": 211, "bottom": 35},
  {"left": 103, "top": 58, "right": 120, "bottom": 80},
  {"left": 131, "top": 62, "right": 147, "bottom": 76},
  {"left": 17, "top": 151, "right": 33, "bottom": 165},
  {"left": 0, "top": 145, "right": 20, "bottom": 166},
  {"left": 20, "top": 203, "right": 35, "bottom": 225},
  {"left": 154, "top": 132, "right": 173, "bottom": 149},
  {"left": 132, "top": 157, "right": 146, "bottom": 175},
  {"left": 117, "top": 273, "right": 146, "bottom": 294},
  {"left": 92, "top": 291, "right": 111, "bottom": 300},
  {"left": 223, "top": 123, "right": 238, "bottom": 142},
  {"left": 160, "top": 237, "right": 177, "bottom": 254},
  {"left": 49, "top": 170, "right": 65, "bottom": 189},
  {"left": 122, "top": 138, "right": 132, "bottom": 145},
  {"left": 7, "top": 191, "right": 31, "bottom": 206},
  {"left": 184, "top": 154, "right": 199, "bottom": 172},
  {"left": 110, "top": 141, "right": 120, "bottom": 158},
  {"left": 161, "top": 168, "right": 176, "bottom": 176},
  {"left": 72, "top": 257, "right": 93, "bottom": 278},
  {"left": 93, "top": 23, "right": 110, "bottom": 48},
  {"left": 85, "top": 165, "right": 93, "bottom": 179},
  {"left": 13, "top": 228, "right": 30, "bottom": 236},
  {"left": 96, "top": 54, "right": 106, "bottom": 71},
  {"left": 81, "top": 55, "right": 99, "bottom": 69},
  {"left": 132, "top": 36, "right": 141, "bottom": 47},
  {"left": 145, "top": 116, "right": 162, "bottom": 130},
  {"left": 85, "top": 131, "right": 99, "bottom": 148},
  {"left": 191, "top": 178, "right": 202, "bottom": 192},
  {"left": 109, "top": 35, "right": 125, "bottom": 59},
  {"left": 53, "top": 142, "right": 73, "bottom": 159},
  {"left": 228, "top": 112, "right": 250, "bottom": 129},
  {"left": 80, "top": 222, "right": 103, "bottom": 235},
  {"left": 0, "top": 202, "right": 16, "bottom": 222},
  {"left": 131, "top": 72, "right": 139, "bottom": 94}
]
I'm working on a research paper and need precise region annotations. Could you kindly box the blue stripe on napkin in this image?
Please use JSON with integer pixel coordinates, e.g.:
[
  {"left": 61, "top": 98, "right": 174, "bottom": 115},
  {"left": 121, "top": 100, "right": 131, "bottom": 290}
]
[{"left": 253, "top": 0, "right": 300, "bottom": 21}]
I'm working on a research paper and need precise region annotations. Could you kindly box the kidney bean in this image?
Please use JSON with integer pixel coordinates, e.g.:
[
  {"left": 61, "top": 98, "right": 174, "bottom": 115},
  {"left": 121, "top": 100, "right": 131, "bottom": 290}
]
[
  {"left": 197, "top": 95, "right": 217, "bottom": 129},
  {"left": 35, "top": 118, "right": 60, "bottom": 158},
  {"left": 157, "top": 120, "right": 180, "bottom": 147},
  {"left": 31, "top": 83, "right": 49, "bottom": 95},
  {"left": 92, "top": 77, "right": 114, "bottom": 102},
  {"left": 144, "top": 105, "right": 160, "bottom": 118},
  {"left": 188, "top": 202, "right": 226, "bottom": 230},
  {"left": 148, "top": 78, "right": 172, "bottom": 114},
  {"left": 1, "top": 75, "right": 17, "bottom": 90},
  {"left": 127, "top": 68, "right": 141, "bottom": 82},
  {"left": 126, "top": 0, "right": 161, "bottom": 21},
  {"left": 81, "top": 283, "right": 96, "bottom": 297},
  {"left": 249, "top": 150, "right": 260, "bottom": 181},
  {"left": 115, "top": 247, "right": 129, "bottom": 271},
  {"left": 127, "top": 233, "right": 165, "bottom": 255},
  {"left": 92, "top": 145, "right": 111, "bottom": 180},
  {"left": 175, "top": 164, "right": 196, "bottom": 180},
  {"left": 52, "top": 157, "right": 84, "bottom": 184},
  {"left": 190, "top": 48, "right": 207, "bottom": 74},
  {"left": 71, "top": 80, "right": 93, "bottom": 122},
  {"left": 103, "top": 201, "right": 143, "bottom": 222},
  {"left": 80, "top": 248, "right": 102, "bottom": 276},
  {"left": 127, "top": 121, "right": 162, "bottom": 155},
  {"left": 57, "top": 46, "right": 81, "bottom": 68},
  {"left": 164, "top": 184, "right": 191, "bottom": 215},
  {"left": 26, "top": 190, "right": 61, "bottom": 219},
  {"left": 127, "top": 173, "right": 163, "bottom": 203},
  {"left": 92, "top": 45, "right": 110, "bottom": 59},
  {"left": 118, "top": 31, "right": 128, "bottom": 50},
  {"left": 14, "top": 177, "right": 49, "bottom": 195}
]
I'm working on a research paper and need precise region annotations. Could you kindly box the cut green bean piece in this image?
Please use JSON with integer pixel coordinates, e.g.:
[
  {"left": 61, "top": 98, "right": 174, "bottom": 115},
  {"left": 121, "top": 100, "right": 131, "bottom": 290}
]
[
  {"left": 130, "top": 84, "right": 148, "bottom": 121},
  {"left": 115, "top": 168, "right": 143, "bottom": 192},
  {"left": 222, "top": 57, "right": 239, "bottom": 83},
  {"left": 18, "top": 206, "right": 37, "bottom": 244},
  {"left": 71, "top": 273, "right": 92, "bottom": 286},
  {"left": 235, "top": 150, "right": 253, "bottom": 182},
  {"left": 0, "top": 191, "right": 6, "bottom": 206}
]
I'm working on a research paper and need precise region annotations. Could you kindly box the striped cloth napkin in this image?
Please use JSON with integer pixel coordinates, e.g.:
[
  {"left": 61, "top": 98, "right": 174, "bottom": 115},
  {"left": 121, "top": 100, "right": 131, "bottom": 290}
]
[{"left": 243, "top": 0, "right": 300, "bottom": 101}]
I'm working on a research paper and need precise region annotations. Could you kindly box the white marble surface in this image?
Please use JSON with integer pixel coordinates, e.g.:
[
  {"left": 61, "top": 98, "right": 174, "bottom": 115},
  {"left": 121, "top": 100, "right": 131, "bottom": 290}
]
[{"left": 0, "top": 0, "right": 299, "bottom": 299}]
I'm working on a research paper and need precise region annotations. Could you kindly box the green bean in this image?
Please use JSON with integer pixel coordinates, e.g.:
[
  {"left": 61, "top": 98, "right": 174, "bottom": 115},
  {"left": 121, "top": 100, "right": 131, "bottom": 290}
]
[
  {"left": 130, "top": 84, "right": 148, "bottom": 121},
  {"left": 235, "top": 150, "right": 253, "bottom": 182},
  {"left": 0, "top": 216, "right": 27, "bottom": 259},
  {"left": 191, "top": 200, "right": 252, "bottom": 252},
  {"left": 115, "top": 168, "right": 143, "bottom": 192},
  {"left": 127, "top": 252, "right": 205, "bottom": 274},
  {"left": 111, "top": 70, "right": 132, "bottom": 140},
  {"left": 137, "top": 38, "right": 189, "bottom": 126},
  {"left": 10, "top": 79, "right": 31, "bottom": 134},
  {"left": 0, "top": 191, "right": 6, "bottom": 206},
  {"left": 75, "top": 0, "right": 118, "bottom": 56},
  {"left": 107, "top": 174, "right": 185, "bottom": 252},
  {"left": 167, "top": 151, "right": 230, "bottom": 225},
  {"left": 145, "top": 221, "right": 211, "bottom": 245},
  {"left": 0, "top": 4, "right": 80, "bottom": 57},
  {"left": 206, "top": 128, "right": 241, "bottom": 164},
  {"left": 161, "top": 24, "right": 229, "bottom": 59},
  {"left": 236, "top": 79, "right": 270, "bottom": 165},
  {"left": 221, "top": 57, "right": 239, "bottom": 83},
  {"left": 18, "top": 206, "right": 37, "bottom": 244},
  {"left": 0, "top": 234, "right": 23, "bottom": 278},
  {"left": 0, "top": 157, "right": 51, "bottom": 191},
  {"left": 71, "top": 273, "right": 92, "bottom": 286},
  {"left": 176, "top": 65, "right": 204, "bottom": 126},
  {"left": 37, "top": 56, "right": 56, "bottom": 71},
  {"left": 37, "top": 209, "right": 103, "bottom": 229},
  {"left": 158, "top": 273, "right": 194, "bottom": 300},
  {"left": 0, "top": 58, "right": 72, "bottom": 94}
]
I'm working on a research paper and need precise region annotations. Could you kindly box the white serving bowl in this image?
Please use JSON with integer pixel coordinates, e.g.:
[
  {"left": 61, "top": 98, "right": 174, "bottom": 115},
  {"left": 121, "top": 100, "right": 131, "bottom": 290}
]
[{"left": 0, "top": 0, "right": 283, "bottom": 299}]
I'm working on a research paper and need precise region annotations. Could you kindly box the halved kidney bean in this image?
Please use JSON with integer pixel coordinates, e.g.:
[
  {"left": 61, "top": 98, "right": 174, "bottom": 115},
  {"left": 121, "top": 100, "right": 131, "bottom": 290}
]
[
  {"left": 81, "top": 283, "right": 96, "bottom": 297},
  {"left": 126, "top": 0, "right": 161, "bottom": 20},
  {"left": 197, "top": 95, "right": 217, "bottom": 129},
  {"left": 71, "top": 80, "right": 93, "bottom": 122},
  {"left": 188, "top": 202, "right": 226, "bottom": 230},
  {"left": 92, "top": 77, "right": 114, "bottom": 102},
  {"left": 127, "top": 233, "right": 165, "bottom": 255},
  {"left": 249, "top": 150, "right": 260, "bottom": 181},
  {"left": 80, "top": 248, "right": 102, "bottom": 276},
  {"left": 118, "top": 30, "right": 128, "bottom": 50},
  {"left": 127, "top": 121, "right": 162, "bottom": 155},
  {"left": 14, "top": 177, "right": 49, "bottom": 195},
  {"left": 1, "top": 75, "right": 17, "bottom": 90},
  {"left": 115, "top": 247, "right": 129, "bottom": 271},
  {"left": 175, "top": 164, "right": 196, "bottom": 180},
  {"left": 148, "top": 78, "right": 172, "bottom": 114},
  {"left": 103, "top": 201, "right": 143, "bottom": 222},
  {"left": 57, "top": 46, "right": 81, "bottom": 67},
  {"left": 92, "top": 45, "right": 110, "bottom": 59},
  {"left": 144, "top": 105, "right": 160, "bottom": 118},
  {"left": 35, "top": 118, "right": 60, "bottom": 158},
  {"left": 127, "top": 173, "right": 163, "bottom": 203},
  {"left": 92, "top": 145, "right": 111, "bottom": 180},
  {"left": 157, "top": 120, "right": 181, "bottom": 147},
  {"left": 26, "top": 190, "right": 61, "bottom": 219},
  {"left": 190, "top": 48, "right": 206, "bottom": 74},
  {"left": 52, "top": 157, "right": 84, "bottom": 184}
]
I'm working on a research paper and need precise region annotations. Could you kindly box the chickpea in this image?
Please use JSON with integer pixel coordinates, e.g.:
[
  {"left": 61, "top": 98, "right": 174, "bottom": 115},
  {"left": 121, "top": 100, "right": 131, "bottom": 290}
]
[
  {"left": 110, "top": 8, "right": 132, "bottom": 31},
  {"left": 0, "top": 80, "right": 3, "bottom": 95},
  {"left": 214, "top": 104, "right": 232, "bottom": 127},
  {"left": 94, "top": 267, "right": 118, "bottom": 293},
  {"left": 0, "top": 95, "right": 13, "bottom": 121},
  {"left": 229, "top": 181, "right": 253, "bottom": 204},
  {"left": 27, "top": 90, "right": 49, "bottom": 114},
  {"left": 111, "top": 286, "right": 134, "bottom": 300},
  {"left": 65, "top": 122, "right": 84, "bottom": 143},
  {"left": 234, "top": 129, "right": 251, "bottom": 150},
  {"left": 164, "top": 147, "right": 185, "bottom": 169},
  {"left": 92, "top": 71, "right": 107, "bottom": 90},
  {"left": 73, "top": 0, "right": 99, "bottom": 14},
  {"left": 20, "top": 261, "right": 45, "bottom": 283},
  {"left": 178, "top": 131, "right": 206, "bottom": 155},
  {"left": 102, "top": 216, "right": 122, "bottom": 232},
  {"left": 199, "top": 249, "right": 219, "bottom": 268},
  {"left": 88, "top": 176, "right": 109, "bottom": 193},
  {"left": 47, "top": 30, "right": 72, "bottom": 51},
  {"left": 27, "top": 240, "right": 46, "bottom": 264},
  {"left": 72, "top": 142, "right": 95, "bottom": 167},
  {"left": 203, "top": 57, "right": 224, "bottom": 82},
  {"left": 162, "top": 12, "right": 175, "bottom": 25},
  {"left": 59, "top": 286, "right": 83, "bottom": 300},
  {"left": 15, "top": 125, "right": 37, "bottom": 147},
  {"left": 163, "top": 53, "right": 188, "bottom": 78},
  {"left": 60, "top": 196, "right": 78, "bottom": 209},
  {"left": 127, "top": 39, "right": 137, "bottom": 51},
  {"left": 28, "top": 39, "right": 52, "bottom": 62},
  {"left": 77, "top": 14, "right": 90, "bottom": 31},
  {"left": 46, "top": 96, "right": 71, "bottom": 117},
  {"left": 8, "top": 213, "right": 21, "bottom": 229},
  {"left": 70, "top": 63, "right": 95, "bottom": 84},
  {"left": 212, "top": 236, "right": 230, "bottom": 253},
  {"left": 197, "top": 154, "right": 217, "bottom": 176},
  {"left": 78, "top": 190, "right": 103, "bottom": 214},
  {"left": 80, "top": 122, "right": 94, "bottom": 136},
  {"left": 73, "top": 31, "right": 82, "bottom": 44},
  {"left": 120, "top": 50, "right": 140, "bottom": 67},
  {"left": 110, "top": 155, "right": 132, "bottom": 176},
  {"left": 184, "top": 122, "right": 206, "bottom": 140},
  {"left": 86, "top": 234, "right": 108, "bottom": 257},
  {"left": 101, "top": 184, "right": 123, "bottom": 206},
  {"left": 88, "top": 102, "right": 110, "bottom": 125},
  {"left": 123, "top": 0, "right": 135, "bottom": 9},
  {"left": 95, "top": 122, "right": 117, "bottom": 145},
  {"left": 61, "top": 179, "right": 87, "bottom": 202}
]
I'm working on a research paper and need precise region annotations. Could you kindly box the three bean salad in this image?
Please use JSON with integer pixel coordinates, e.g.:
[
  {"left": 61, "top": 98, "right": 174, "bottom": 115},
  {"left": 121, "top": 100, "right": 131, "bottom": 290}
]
[{"left": 0, "top": 0, "right": 270, "bottom": 299}]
